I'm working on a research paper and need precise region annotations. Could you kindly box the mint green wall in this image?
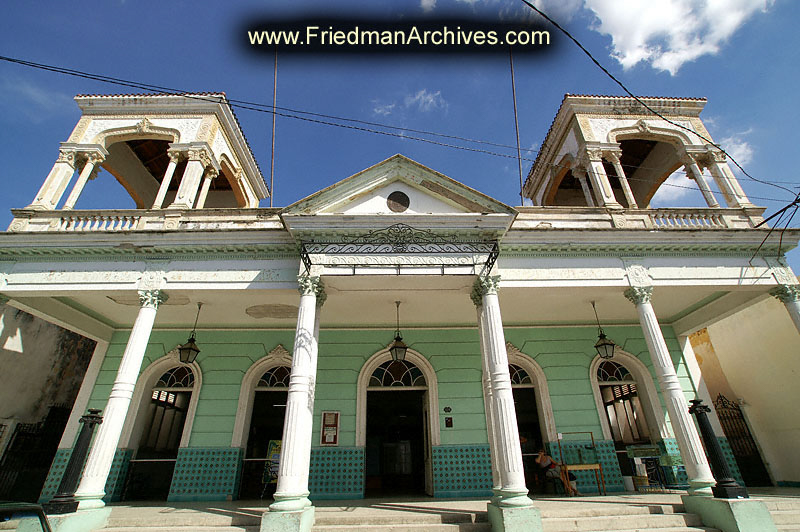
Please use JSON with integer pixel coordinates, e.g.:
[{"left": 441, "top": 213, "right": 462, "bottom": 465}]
[{"left": 87, "top": 322, "right": 695, "bottom": 451}]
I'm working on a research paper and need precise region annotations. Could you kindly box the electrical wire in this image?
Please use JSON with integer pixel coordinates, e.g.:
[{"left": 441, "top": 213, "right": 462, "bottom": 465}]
[
  {"left": 518, "top": 0, "right": 797, "bottom": 197},
  {"left": 0, "top": 54, "right": 796, "bottom": 205}
]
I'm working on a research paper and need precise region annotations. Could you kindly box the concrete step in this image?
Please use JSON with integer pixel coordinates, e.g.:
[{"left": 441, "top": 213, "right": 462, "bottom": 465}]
[
  {"left": 773, "top": 511, "right": 800, "bottom": 525},
  {"left": 762, "top": 499, "right": 800, "bottom": 512},
  {"left": 312, "top": 524, "right": 491, "bottom": 532},
  {"left": 313, "top": 511, "right": 485, "bottom": 526},
  {"left": 538, "top": 503, "right": 685, "bottom": 518},
  {"left": 102, "top": 528, "right": 258, "bottom": 532},
  {"left": 543, "top": 512, "right": 705, "bottom": 532}
]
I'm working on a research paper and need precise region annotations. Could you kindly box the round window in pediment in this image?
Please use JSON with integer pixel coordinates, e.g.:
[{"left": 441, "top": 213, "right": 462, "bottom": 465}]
[{"left": 387, "top": 190, "right": 410, "bottom": 212}]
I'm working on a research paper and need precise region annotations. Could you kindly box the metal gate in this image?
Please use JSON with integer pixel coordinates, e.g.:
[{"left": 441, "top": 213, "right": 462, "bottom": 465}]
[{"left": 713, "top": 394, "right": 772, "bottom": 486}]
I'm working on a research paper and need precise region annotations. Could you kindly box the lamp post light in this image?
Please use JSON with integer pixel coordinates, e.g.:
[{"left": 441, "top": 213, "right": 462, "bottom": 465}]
[
  {"left": 592, "top": 301, "right": 616, "bottom": 359},
  {"left": 178, "top": 302, "right": 203, "bottom": 364},
  {"left": 388, "top": 300, "right": 408, "bottom": 362}
]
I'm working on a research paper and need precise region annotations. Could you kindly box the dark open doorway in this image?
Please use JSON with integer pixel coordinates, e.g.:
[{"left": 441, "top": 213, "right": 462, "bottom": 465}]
[
  {"left": 240, "top": 390, "right": 287, "bottom": 499},
  {"left": 513, "top": 387, "right": 545, "bottom": 490},
  {"left": 365, "top": 389, "right": 426, "bottom": 497}
]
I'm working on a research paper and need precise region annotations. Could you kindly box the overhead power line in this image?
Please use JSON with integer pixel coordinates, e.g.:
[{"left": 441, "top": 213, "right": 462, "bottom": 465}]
[{"left": 518, "top": 0, "right": 797, "bottom": 198}]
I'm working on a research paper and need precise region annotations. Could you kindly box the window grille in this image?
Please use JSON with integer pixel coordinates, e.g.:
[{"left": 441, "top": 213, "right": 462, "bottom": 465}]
[
  {"left": 597, "top": 360, "right": 633, "bottom": 382},
  {"left": 509, "top": 364, "right": 532, "bottom": 385},
  {"left": 369, "top": 360, "right": 426, "bottom": 387},
  {"left": 155, "top": 366, "right": 194, "bottom": 388},
  {"left": 257, "top": 366, "right": 291, "bottom": 388}
]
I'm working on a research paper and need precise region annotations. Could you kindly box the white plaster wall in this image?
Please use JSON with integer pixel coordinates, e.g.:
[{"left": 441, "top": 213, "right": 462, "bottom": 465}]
[
  {"left": 705, "top": 297, "right": 800, "bottom": 483},
  {"left": 340, "top": 181, "right": 467, "bottom": 214},
  {"left": 587, "top": 118, "right": 702, "bottom": 144},
  {"left": 0, "top": 305, "right": 95, "bottom": 424}
]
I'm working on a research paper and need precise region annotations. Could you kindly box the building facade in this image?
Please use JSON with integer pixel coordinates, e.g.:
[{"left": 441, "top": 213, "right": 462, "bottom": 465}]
[{"left": 1, "top": 93, "right": 798, "bottom": 523}]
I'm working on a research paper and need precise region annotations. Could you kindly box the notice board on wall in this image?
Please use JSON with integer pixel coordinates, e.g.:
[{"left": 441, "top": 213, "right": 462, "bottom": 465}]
[{"left": 320, "top": 411, "right": 340, "bottom": 446}]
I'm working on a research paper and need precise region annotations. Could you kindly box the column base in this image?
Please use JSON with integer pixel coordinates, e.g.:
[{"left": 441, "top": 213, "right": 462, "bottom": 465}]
[
  {"left": 682, "top": 494, "right": 776, "bottom": 532},
  {"left": 487, "top": 500, "right": 542, "bottom": 532},
  {"left": 688, "top": 478, "right": 715, "bottom": 497},
  {"left": 496, "top": 488, "right": 533, "bottom": 508},
  {"left": 75, "top": 494, "right": 106, "bottom": 510},
  {"left": 46, "top": 507, "right": 111, "bottom": 532},
  {"left": 261, "top": 505, "right": 315, "bottom": 532}
]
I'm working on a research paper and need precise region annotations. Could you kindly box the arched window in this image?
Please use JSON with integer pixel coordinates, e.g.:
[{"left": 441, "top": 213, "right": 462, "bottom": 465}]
[
  {"left": 257, "top": 366, "right": 291, "bottom": 388},
  {"left": 509, "top": 363, "right": 532, "bottom": 386},
  {"left": 369, "top": 360, "right": 427, "bottom": 387},
  {"left": 126, "top": 364, "right": 196, "bottom": 500},
  {"left": 596, "top": 360, "right": 650, "bottom": 445}
]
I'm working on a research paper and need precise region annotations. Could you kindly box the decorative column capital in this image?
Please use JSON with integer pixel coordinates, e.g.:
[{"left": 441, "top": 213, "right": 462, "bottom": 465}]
[
  {"left": 187, "top": 146, "right": 213, "bottom": 168},
  {"left": 56, "top": 148, "right": 78, "bottom": 168},
  {"left": 624, "top": 286, "right": 653, "bottom": 305},
  {"left": 297, "top": 274, "right": 323, "bottom": 297},
  {"left": 315, "top": 287, "right": 328, "bottom": 308},
  {"left": 705, "top": 148, "right": 727, "bottom": 164},
  {"left": 167, "top": 149, "right": 186, "bottom": 164},
  {"left": 204, "top": 167, "right": 219, "bottom": 180},
  {"left": 138, "top": 289, "right": 168, "bottom": 310},
  {"left": 603, "top": 149, "right": 622, "bottom": 165},
  {"left": 770, "top": 284, "right": 800, "bottom": 303},
  {"left": 584, "top": 147, "right": 604, "bottom": 162},
  {"left": 472, "top": 275, "right": 501, "bottom": 307}
]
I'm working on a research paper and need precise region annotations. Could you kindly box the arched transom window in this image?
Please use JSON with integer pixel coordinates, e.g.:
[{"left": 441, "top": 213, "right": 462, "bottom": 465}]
[
  {"left": 369, "top": 360, "right": 427, "bottom": 387},
  {"left": 257, "top": 366, "right": 291, "bottom": 388},
  {"left": 597, "top": 360, "right": 634, "bottom": 383},
  {"left": 509, "top": 363, "right": 533, "bottom": 386},
  {"left": 155, "top": 366, "right": 195, "bottom": 388}
]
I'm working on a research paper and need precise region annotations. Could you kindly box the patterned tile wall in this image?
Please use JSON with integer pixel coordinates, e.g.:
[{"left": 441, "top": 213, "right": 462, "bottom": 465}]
[
  {"left": 105, "top": 449, "right": 134, "bottom": 502},
  {"left": 432, "top": 444, "right": 493, "bottom": 498},
  {"left": 309, "top": 447, "right": 364, "bottom": 500},
  {"left": 168, "top": 447, "right": 243, "bottom": 502},
  {"left": 717, "top": 437, "right": 745, "bottom": 486},
  {"left": 38, "top": 448, "right": 132, "bottom": 503},
  {"left": 659, "top": 438, "right": 689, "bottom": 487},
  {"left": 38, "top": 449, "right": 72, "bottom": 503},
  {"left": 547, "top": 439, "right": 625, "bottom": 493}
]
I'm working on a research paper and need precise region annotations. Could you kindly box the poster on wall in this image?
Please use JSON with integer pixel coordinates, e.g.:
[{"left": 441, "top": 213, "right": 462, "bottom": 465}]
[
  {"left": 264, "top": 439, "right": 282, "bottom": 484},
  {"left": 320, "top": 411, "right": 339, "bottom": 446}
]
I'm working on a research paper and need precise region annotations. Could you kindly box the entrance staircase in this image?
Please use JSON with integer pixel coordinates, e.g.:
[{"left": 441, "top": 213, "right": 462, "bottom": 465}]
[{"left": 96, "top": 493, "right": 800, "bottom": 532}]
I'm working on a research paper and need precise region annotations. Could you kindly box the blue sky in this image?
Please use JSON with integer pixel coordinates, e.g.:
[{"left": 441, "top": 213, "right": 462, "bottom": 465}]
[{"left": 1, "top": 0, "right": 798, "bottom": 268}]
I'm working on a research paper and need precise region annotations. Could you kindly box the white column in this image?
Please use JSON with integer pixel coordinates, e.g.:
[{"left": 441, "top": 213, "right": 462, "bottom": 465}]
[
  {"left": 473, "top": 276, "right": 532, "bottom": 507},
  {"left": 194, "top": 168, "right": 218, "bottom": 209},
  {"left": 770, "top": 284, "right": 800, "bottom": 334},
  {"left": 271, "top": 275, "right": 324, "bottom": 512},
  {"left": 684, "top": 160, "right": 720, "bottom": 208},
  {"left": 73, "top": 290, "right": 166, "bottom": 509},
  {"left": 572, "top": 167, "right": 596, "bottom": 207},
  {"left": 27, "top": 149, "right": 78, "bottom": 210},
  {"left": 62, "top": 152, "right": 106, "bottom": 210},
  {"left": 584, "top": 150, "right": 623, "bottom": 208},
  {"left": 624, "top": 287, "right": 715, "bottom": 495},
  {"left": 168, "top": 147, "right": 213, "bottom": 209},
  {"left": 472, "top": 293, "right": 502, "bottom": 495},
  {"left": 707, "top": 156, "right": 753, "bottom": 208},
  {"left": 151, "top": 150, "right": 183, "bottom": 209},
  {"left": 606, "top": 151, "right": 638, "bottom": 208}
]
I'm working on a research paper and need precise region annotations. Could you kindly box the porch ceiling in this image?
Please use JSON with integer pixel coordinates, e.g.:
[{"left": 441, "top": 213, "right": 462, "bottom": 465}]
[{"left": 13, "top": 277, "right": 767, "bottom": 333}]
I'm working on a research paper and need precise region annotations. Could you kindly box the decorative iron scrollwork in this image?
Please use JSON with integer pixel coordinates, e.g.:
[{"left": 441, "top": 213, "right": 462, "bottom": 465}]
[{"left": 299, "top": 223, "right": 499, "bottom": 275}]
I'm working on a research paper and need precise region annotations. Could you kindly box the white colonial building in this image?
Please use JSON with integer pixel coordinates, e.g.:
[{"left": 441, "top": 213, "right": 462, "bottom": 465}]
[{"left": 0, "top": 93, "right": 797, "bottom": 532}]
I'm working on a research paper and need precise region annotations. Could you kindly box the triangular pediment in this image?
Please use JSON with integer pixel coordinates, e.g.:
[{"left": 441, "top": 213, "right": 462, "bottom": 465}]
[{"left": 283, "top": 154, "right": 516, "bottom": 216}]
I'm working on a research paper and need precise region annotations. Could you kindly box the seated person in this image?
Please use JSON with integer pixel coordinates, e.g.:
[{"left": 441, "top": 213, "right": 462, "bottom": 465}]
[{"left": 535, "top": 449, "right": 580, "bottom": 496}]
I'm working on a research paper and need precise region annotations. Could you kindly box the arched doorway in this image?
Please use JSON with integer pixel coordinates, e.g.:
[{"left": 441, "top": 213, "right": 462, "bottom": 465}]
[
  {"left": 357, "top": 350, "right": 439, "bottom": 497},
  {"left": 590, "top": 354, "right": 668, "bottom": 477},
  {"left": 124, "top": 365, "right": 196, "bottom": 500},
  {"left": 239, "top": 365, "right": 290, "bottom": 499},
  {"left": 504, "top": 343, "right": 557, "bottom": 490}
]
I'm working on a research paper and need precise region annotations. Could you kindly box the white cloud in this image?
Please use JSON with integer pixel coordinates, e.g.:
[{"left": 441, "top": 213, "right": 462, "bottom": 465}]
[
  {"left": 420, "top": 0, "right": 436, "bottom": 12},
  {"left": 404, "top": 89, "right": 447, "bottom": 112},
  {"left": 650, "top": 169, "right": 693, "bottom": 204},
  {"left": 372, "top": 100, "right": 396, "bottom": 116},
  {"left": 719, "top": 131, "right": 754, "bottom": 171},
  {"left": 584, "top": 0, "right": 773, "bottom": 74},
  {"left": 0, "top": 77, "right": 74, "bottom": 122}
]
